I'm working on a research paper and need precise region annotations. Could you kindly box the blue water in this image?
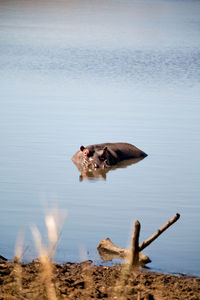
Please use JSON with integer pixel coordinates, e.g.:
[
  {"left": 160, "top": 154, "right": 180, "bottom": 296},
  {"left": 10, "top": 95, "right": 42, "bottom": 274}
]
[{"left": 0, "top": 0, "right": 200, "bottom": 276}]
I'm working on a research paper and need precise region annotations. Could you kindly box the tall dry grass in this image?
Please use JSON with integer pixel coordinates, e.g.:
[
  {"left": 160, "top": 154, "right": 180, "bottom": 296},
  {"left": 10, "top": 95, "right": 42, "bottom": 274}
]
[{"left": 9, "top": 207, "right": 66, "bottom": 300}]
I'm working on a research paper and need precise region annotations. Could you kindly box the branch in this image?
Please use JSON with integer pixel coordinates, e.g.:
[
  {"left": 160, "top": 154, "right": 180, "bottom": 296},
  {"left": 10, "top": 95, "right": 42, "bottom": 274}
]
[
  {"left": 139, "top": 213, "right": 180, "bottom": 252},
  {"left": 130, "top": 220, "right": 140, "bottom": 267}
]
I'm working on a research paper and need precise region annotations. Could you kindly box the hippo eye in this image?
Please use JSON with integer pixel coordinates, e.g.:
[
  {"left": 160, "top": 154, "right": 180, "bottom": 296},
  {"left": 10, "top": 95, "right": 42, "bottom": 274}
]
[{"left": 88, "top": 150, "right": 94, "bottom": 157}]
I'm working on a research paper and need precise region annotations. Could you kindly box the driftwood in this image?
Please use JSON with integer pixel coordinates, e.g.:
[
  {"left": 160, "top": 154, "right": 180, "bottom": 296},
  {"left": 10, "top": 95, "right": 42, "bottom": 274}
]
[
  {"left": 98, "top": 213, "right": 180, "bottom": 267},
  {"left": 97, "top": 238, "right": 151, "bottom": 266}
]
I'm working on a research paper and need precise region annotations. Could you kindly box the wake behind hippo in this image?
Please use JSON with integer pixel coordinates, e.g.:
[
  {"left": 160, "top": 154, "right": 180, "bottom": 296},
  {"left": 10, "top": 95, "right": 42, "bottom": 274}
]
[{"left": 72, "top": 142, "right": 147, "bottom": 170}]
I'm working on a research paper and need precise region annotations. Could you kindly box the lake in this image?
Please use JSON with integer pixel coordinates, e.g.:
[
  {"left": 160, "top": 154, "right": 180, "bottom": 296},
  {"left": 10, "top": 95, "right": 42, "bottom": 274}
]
[{"left": 0, "top": 0, "right": 200, "bottom": 276}]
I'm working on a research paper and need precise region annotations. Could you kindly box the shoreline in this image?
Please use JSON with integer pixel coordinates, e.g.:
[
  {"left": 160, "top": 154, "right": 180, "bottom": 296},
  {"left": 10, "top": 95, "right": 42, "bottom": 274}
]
[{"left": 1, "top": 259, "right": 200, "bottom": 299}]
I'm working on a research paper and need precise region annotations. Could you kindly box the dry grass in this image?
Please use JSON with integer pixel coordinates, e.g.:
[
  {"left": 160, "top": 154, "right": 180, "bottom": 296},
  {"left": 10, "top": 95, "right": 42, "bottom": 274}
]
[{"left": 6, "top": 207, "right": 66, "bottom": 300}]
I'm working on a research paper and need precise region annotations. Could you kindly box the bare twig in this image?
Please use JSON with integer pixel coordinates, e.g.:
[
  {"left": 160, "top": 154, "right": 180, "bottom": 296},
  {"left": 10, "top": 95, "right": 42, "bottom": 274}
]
[{"left": 139, "top": 213, "right": 180, "bottom": 252}]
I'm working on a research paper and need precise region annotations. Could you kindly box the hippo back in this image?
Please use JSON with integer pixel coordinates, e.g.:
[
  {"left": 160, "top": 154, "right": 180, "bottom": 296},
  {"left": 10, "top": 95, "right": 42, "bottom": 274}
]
[{"left": 87, "top": 142, "right": 147, "bottom": 160}]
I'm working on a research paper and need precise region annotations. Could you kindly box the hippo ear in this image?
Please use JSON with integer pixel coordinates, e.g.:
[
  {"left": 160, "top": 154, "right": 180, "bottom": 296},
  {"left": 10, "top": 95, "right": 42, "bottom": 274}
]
[{"left": 80, "top": 145, "right": 85, "bottom": 151}]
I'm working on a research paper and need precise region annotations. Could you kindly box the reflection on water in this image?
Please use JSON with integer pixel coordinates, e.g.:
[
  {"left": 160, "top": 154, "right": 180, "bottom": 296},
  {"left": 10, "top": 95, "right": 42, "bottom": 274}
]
[{"left": 73, "top": 158, "right": 145, "bottom": 181}]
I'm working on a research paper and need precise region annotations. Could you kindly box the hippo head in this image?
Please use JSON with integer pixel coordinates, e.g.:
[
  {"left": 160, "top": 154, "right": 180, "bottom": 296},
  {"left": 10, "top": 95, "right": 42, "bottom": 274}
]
[{"left": 78, "top": 145, "right": 115, "bottom": 169}]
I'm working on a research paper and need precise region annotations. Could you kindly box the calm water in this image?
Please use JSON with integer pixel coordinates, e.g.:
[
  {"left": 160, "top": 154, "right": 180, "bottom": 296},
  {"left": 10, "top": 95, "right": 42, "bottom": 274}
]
[{"left": 0, "top": 0, "right": 200, "bottom": 276}]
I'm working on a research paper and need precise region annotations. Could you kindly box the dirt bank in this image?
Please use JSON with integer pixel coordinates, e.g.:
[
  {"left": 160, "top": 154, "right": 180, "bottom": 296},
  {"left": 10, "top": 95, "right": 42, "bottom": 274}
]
[{"left": 0, "top": 259, "right": 200, "bottom": 299}]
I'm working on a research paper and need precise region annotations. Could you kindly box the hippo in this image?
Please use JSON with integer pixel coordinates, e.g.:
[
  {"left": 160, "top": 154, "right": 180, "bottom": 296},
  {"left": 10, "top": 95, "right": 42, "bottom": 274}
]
[{"left": 72, "top": 142, "right": 147, "bottom": 176}]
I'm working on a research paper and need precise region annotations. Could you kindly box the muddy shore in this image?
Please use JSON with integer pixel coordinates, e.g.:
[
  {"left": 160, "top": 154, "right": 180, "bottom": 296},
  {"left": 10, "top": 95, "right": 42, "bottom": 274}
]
[{"left": 0, "top": 258, "right": 200, "bottom": 299}]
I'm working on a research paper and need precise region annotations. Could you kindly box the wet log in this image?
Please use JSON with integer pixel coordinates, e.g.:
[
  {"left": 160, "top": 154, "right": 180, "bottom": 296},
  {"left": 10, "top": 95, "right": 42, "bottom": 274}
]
[{"left": 97, "top": 238, "right": 151, "bottom": 266}]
